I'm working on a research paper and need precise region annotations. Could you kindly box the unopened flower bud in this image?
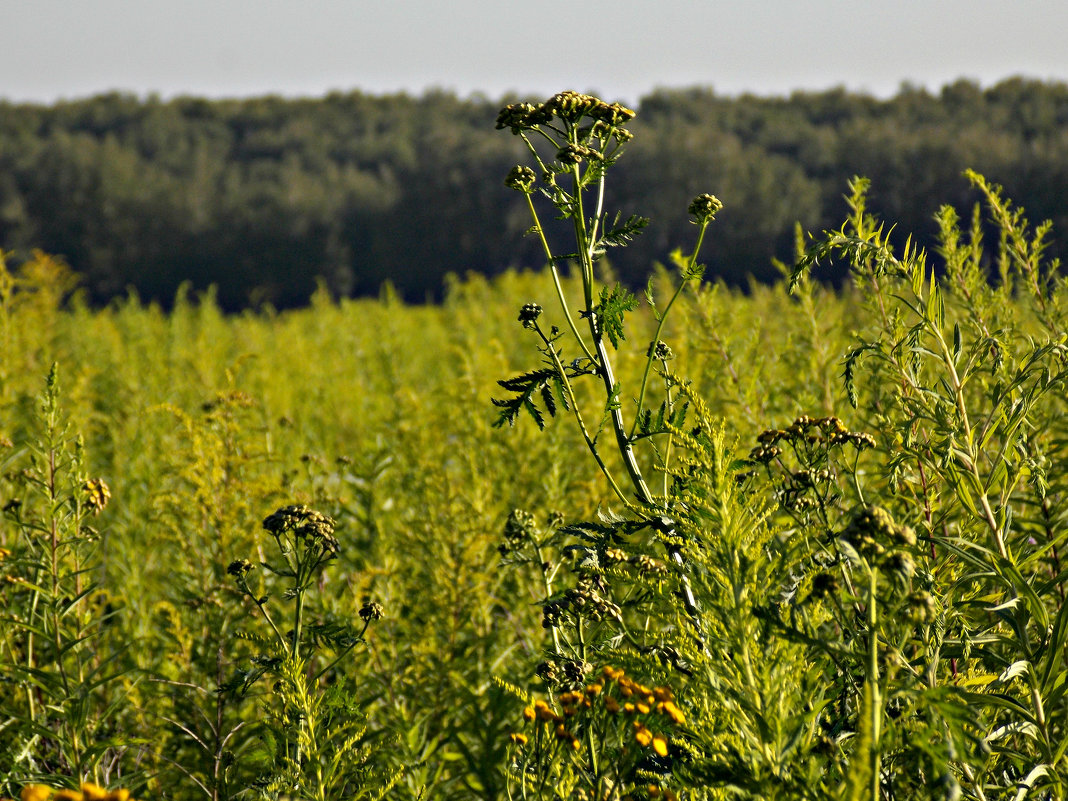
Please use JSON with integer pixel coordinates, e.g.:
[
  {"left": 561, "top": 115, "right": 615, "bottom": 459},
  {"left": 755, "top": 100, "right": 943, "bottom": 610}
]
[
  {"left": 227, "top": 558, "right": 255, "bottom": 577},
  {"left": 359, "top": 601, "right": 384, "bottom": 621},
  {"left": 505, "top": 165, "right": 537, "bottom": 193},
  {"left": 518, "top": 303, "right": 543, "bottom": 328},
  {"left": 688, "top": 193, "right": 723, "bottom": 223}
]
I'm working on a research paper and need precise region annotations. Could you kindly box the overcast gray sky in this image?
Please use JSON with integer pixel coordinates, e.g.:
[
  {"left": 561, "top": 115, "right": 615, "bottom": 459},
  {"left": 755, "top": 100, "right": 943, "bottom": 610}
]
[{"left": 4, "top": 0, "right": 1068, "bottom": 104}]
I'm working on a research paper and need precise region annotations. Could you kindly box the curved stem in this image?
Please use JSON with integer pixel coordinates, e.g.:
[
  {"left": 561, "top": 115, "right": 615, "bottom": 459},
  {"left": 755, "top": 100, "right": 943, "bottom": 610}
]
[
  {"left": 524, "top": 193, "right": 596, "bottom": 364},
  {"left": 630, "top": 220, "right": 709, "bottom": 439},
  {"left": 536, "top": 323, "right": 630, "bottom": 506}
]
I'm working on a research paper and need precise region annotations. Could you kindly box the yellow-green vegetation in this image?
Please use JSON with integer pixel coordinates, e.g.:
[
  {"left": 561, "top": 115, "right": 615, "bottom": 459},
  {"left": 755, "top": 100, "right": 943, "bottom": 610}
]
[{"left": 2, "top": 91, "right": 1068, "bottom": 801}]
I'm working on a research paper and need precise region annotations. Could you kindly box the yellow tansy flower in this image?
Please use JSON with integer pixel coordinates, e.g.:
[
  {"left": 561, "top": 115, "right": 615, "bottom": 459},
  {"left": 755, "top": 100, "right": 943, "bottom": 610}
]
[{"left": 634, "top": 724, "right": 653, "bottom": 746}]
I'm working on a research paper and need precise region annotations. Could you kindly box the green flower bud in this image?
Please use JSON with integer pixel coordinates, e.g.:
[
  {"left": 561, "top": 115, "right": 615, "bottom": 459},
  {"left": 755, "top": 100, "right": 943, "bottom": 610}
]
[
  {"left": 227, "top": 558, "right": 255, "bottom": 577},
  {"left": 688, "top": 193, "right": 723, "bottom": 223},
  {"left": 359, "top": 600, "right": 384, "bottom": 621},
  {"left": 518, "top": 303, "right": 543, "bottom": 328},
  {"left": 505, "top": 165, "right": 537, "bottom": 193}
]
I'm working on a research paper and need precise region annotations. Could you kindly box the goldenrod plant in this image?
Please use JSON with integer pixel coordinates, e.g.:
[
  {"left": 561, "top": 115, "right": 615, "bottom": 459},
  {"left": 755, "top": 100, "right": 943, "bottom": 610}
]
[{"left": 0, "top": 367, "right": 133, "bottom": 792}]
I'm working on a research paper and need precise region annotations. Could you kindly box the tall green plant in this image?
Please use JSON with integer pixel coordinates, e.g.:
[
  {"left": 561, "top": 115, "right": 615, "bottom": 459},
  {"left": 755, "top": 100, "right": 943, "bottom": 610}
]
[
  {"left": 492, "top": 94, "right": 1068, "bottom": 801},
  {"left": 224, "top": 505, "right": 389, "bottom": 800},
  {"left": 0, "top": 366, "right": 132, "bottom": 792},
  {"left": 492, "top": 92, "right": 723, "bottom": 800}
]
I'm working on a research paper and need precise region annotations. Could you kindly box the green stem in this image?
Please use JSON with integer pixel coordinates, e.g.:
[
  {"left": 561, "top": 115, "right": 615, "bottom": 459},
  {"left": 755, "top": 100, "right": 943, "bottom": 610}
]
[
  {"left": 313, "top": 619, "right": 371, "bottom": 682},
  {"left": 536, "top": 324, "right": 629, "bottom": 506},
  {"left": 524, "top": 193, "right": 596, "bottom": 364},
  {"left": 629, "top": 220, "right": 709, "bottom": 440},
  {"left": 868, "top": 567, "right": 882, "bottom": 801}
]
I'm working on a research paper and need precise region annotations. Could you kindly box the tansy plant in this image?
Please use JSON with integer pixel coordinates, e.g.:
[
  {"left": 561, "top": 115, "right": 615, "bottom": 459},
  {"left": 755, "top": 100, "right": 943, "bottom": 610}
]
[
  {"left": 493, "top": 91, "right": 720, "bottom": 632},
  {"left": 223, "top": 505, "right": 387, "bottom": 801},
  {"left": 492, "top": 91, "right": 719, "bottom": 800},
  {"left": 504, "top": 666, "right": 686, "bottom": 801},
  {"left": 492, "top": 92, "right": 1068, "bottom": 801}
]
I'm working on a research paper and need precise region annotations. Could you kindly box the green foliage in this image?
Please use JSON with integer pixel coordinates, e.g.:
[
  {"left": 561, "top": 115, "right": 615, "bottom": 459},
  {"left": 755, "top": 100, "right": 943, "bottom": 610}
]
[
  {"left": 222, "top": 506, "right": 385, "bottom": 800},
  {"left": 0, "top": 366, "right": 133, "bottom": 793},
  {"left": 1, "top": 101, "right": 1068, "bottom": 801}
]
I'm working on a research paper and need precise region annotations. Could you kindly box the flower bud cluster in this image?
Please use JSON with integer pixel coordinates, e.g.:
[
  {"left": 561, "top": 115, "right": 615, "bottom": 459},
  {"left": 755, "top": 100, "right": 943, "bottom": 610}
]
[
  {"left": 517, "top": 303, "right": 543, "bottom": 329},
  {"left": 840, "top": 505, "right": 916, "bottom": 562},
  {"left": 504, "top": 165, "right": 537, "bottom": 193},
  {"left": 630, "top": 553, "right": 669, "bottom": 578},
  {"left": 541, "top": 573, "right": 625, "bottom": 629},
  {"left": 566, "top": 578, "right": 622, "bottom": 622},
  {"left": 687, "top": 193, "right": 723, "bottom": 223},
  {"left": 649, "top": 340, "right": 675, "bottom": 361},
  {"left": 359, "top": 600, "right": 384, "bottom": 621},
  {"left": 226, "top": 558, "right": 255, "bottom": 577},
  {"left": 754, "top": 415, "right": 876, "bottom": 454},
  {"left": 494, "top": 102, "right": 554, "bottom": 133},
  {"left": 262, "top": 504, "right": 339, "bottom": 558},
  {"left": 555, "top": 143, "right": 600, "bottom": 165},
  {"left": 495, "top": 92, "right": 635, "bottom": 134}
]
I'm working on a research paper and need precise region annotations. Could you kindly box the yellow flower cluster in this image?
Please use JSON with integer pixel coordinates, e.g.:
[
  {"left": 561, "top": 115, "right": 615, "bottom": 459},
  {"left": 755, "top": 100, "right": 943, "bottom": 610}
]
[
  {"left": 12, "top": 783, "right": 133, "bottom": 801},
  {"left": 81, "top": 478, "right": 111, "bottom": 514},
  {"left": 511, "top": 666, "right": 685, "bottom": 759}
]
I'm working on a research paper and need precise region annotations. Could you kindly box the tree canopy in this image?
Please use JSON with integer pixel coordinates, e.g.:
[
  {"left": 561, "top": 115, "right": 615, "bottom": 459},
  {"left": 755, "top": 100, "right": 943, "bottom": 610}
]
[{"left": 2, "top": 79, "right": 1067, "bottom": 309}]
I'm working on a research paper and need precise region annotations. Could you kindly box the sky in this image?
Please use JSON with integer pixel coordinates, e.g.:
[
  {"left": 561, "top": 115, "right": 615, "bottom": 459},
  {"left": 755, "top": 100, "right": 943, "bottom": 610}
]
[{"left": 4, "top": 0, "right": 1068, "bottom": 105}]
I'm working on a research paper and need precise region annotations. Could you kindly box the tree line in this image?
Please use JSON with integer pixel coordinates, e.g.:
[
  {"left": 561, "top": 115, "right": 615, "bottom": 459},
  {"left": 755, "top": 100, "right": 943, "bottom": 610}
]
[{"left": 1, "top": 78, "right": 1067, "bottom": 309}]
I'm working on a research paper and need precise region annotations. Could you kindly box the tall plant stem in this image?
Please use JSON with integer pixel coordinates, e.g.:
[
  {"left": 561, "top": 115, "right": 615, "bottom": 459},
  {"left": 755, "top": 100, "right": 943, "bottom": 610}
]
[
  {"left": 629, "top": 220, "right": 710, "bottom": 442},
  {"left": 524, "top": 194, "right": 596, "bottom": 365}
]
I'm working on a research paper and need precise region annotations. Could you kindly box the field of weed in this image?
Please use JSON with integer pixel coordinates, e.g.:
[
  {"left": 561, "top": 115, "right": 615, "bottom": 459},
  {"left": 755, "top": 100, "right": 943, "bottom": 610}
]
[{"left": 2, "top": 92, "right": 1067, "bottom": 801}]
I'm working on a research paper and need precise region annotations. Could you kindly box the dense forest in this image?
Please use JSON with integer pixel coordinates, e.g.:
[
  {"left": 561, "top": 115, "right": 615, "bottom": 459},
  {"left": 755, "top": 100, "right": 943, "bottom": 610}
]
[{"left": 2, "top": 77, "right": 1067, "bottom": 309}]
